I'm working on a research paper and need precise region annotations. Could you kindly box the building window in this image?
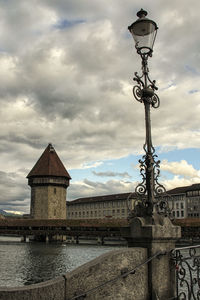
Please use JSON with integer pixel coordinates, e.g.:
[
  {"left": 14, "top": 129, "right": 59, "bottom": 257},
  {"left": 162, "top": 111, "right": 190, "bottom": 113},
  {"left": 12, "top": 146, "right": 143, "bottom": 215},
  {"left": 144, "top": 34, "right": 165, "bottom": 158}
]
[
  {"left": 122, "top": 209, "right": 125, "bottom": 215},
  {"left": 181, "top": 202, "right": 184, "bottom": 209},
  {"left": 181, "top": 211, "right": 184, "bottom": 217},
  {"left": 177, "top": 211, "right": 180, "bottom": 218}
]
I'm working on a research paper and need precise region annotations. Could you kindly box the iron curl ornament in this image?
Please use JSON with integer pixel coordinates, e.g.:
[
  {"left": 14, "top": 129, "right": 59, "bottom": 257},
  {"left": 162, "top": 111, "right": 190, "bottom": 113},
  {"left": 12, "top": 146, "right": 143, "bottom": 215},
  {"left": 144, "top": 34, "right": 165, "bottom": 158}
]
[
  {"left": 171, "top": 245, "right": 200, "bottom": 299},
  {"left": 127, "top": 52, "right": 171, "bottom": 218}
]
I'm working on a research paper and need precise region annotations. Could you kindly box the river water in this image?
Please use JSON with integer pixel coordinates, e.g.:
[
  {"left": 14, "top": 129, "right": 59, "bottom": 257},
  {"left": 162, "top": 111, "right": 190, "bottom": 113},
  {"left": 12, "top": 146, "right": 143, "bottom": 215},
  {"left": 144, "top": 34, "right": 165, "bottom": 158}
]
[{"left": 0, "top": 236, "right": 126, "bottom": 287}]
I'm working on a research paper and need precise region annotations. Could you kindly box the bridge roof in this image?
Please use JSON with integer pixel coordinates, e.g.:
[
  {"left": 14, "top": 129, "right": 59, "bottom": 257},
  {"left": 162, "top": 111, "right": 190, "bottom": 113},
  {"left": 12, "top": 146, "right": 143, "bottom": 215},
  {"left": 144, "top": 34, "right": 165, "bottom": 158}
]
[
  {"left": 27, "top": 144, "right": 71, "bottom": 179},
  {"left": 0, "top": 218, "right": 129, "bottom": 228}
]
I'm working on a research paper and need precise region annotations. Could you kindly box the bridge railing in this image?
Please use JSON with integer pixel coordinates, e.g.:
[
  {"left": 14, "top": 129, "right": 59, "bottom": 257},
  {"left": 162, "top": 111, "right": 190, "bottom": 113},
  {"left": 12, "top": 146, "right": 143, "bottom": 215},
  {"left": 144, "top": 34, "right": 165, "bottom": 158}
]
[{"left": 171, "top": 244, "right": 200, "bottom": 300}]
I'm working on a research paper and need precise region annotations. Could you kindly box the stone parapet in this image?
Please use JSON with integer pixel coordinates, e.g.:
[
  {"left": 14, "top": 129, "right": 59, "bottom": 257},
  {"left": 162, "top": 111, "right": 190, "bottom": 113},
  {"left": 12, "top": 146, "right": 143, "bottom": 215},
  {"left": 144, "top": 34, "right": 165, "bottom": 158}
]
[
  {"left": 65, "top": 248, "right": 148, "bottom": 300},
  {"left": 0, "top": 248, "right": 148, "bottom": 300},
  {"left": 0, "top": 276, "right": 65, "bottom": 300}
]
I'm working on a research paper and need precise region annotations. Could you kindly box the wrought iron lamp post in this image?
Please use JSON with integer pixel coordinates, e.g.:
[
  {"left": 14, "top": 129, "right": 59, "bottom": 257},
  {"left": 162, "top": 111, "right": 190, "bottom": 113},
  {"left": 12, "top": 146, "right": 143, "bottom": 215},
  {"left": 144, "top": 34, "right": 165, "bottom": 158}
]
[{"left": 128, "top": 9, "right": 168, "bottom": 218}]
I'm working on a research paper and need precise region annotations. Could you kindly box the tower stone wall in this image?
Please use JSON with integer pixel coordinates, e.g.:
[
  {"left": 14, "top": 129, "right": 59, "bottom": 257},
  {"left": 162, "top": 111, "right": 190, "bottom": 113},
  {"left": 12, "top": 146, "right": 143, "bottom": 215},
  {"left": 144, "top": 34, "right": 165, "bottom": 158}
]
[
  {"left": 30, "top": 185, "right": 67, "bottom": 219},
  {"left": 27, "top": 144, "right": 71, "bottom": 220}
]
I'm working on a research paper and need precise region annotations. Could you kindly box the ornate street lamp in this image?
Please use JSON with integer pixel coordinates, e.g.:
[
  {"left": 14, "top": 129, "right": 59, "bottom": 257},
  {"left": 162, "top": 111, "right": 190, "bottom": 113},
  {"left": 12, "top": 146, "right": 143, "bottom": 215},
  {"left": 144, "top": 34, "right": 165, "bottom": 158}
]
[{"left": 128, "top": 9, "right": 169, "bottom": 218}]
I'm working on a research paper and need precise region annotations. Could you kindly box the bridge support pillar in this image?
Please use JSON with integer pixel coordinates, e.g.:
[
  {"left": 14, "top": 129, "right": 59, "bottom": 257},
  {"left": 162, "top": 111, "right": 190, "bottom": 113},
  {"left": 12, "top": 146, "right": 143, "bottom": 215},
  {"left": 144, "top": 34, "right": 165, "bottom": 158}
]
[
  {"left": 71, "top": 236, "right": 75, "bottom": 243},
  {"left": 21, "top": 235, "right": 26, "bottom": 242},
  {"left": 62, "top": 235, "right": 66, "bottom": 241},
  {"left": 97, "top": 236, "right": 104, "bottom": 245}
]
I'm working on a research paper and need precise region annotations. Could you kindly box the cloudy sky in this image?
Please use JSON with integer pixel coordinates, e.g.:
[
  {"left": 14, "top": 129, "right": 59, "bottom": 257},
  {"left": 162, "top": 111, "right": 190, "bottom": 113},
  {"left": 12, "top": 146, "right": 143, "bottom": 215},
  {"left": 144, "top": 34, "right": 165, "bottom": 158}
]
[{"left": 0, "top": 0, "right": 200, "bottom": 214}]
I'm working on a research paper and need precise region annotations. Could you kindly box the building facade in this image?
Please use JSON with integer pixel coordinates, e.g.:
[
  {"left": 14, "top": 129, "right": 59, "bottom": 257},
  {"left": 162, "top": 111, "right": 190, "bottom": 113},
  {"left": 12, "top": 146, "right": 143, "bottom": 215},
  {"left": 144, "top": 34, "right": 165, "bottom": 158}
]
[
  {"left": 67, "top": 193, "right": 136, "bottom": 220},
  {"left": 67, "top": 184, "right": 200, "bottom": 220},
  {"left": 27, "top": 144, "right": 71, "bottom": 219},
  {"left": 167, "top": 184, "right": 200, "bottom": 219}
]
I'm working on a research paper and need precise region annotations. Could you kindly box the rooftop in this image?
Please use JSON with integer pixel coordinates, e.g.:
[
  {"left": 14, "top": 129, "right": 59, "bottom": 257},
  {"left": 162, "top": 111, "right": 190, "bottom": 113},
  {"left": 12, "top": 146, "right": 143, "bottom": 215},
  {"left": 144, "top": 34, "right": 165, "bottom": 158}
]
[
  {"left": 67, "top": 192, "right": 137, "bottom": 205},
  {"left": 167, "top": 183, "right": 200, "bottom": 195},
  {"left": 27, "top": 144, "right": 71, "bottom": 179}
]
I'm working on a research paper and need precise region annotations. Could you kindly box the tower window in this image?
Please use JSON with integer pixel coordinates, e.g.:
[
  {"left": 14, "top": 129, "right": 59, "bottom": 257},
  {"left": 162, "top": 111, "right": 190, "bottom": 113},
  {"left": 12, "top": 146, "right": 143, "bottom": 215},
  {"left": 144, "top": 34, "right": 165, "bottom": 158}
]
[{"left": 54, "top": 188, "right": 56, "bottom": 194}]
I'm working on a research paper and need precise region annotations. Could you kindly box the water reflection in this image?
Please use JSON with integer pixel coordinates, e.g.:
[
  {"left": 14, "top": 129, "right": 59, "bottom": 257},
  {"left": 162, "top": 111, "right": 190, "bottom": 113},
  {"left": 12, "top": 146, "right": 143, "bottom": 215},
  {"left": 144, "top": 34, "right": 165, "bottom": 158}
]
[
  {"left": 0, "top": 237, "right": 126, "bottom": 287},
  {"left": 21, "top": 244, "right": 65, "bottom": 285}
]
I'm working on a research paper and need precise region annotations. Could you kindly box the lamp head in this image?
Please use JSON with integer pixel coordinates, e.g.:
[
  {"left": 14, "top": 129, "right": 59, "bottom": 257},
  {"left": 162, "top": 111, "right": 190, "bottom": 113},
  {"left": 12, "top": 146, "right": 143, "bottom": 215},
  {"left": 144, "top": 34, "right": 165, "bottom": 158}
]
[{"left": 128, "top": 9, "right": 158, "bottom": 56}]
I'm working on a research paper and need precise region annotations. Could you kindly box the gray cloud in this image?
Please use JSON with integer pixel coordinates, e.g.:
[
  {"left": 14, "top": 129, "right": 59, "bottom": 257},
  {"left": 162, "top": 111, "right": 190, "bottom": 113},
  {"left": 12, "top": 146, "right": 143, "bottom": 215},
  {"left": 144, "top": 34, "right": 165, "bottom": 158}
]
[
  {"left": 68, "top": 178, "right": 136, "bottom": 201},
  {"left": 0, "top": 170, "right": 30, "bottom": 213},
  {"left": 92, "top": 171, "right": 131, "bottom": 178}
]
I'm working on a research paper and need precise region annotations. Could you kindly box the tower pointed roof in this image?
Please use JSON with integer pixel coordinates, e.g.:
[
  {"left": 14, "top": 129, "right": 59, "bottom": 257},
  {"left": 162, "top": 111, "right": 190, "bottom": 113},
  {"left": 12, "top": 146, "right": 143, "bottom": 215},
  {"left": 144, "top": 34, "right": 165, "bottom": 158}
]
[{"left": 27, "top": 144, "right": 71, "bottom": 179}]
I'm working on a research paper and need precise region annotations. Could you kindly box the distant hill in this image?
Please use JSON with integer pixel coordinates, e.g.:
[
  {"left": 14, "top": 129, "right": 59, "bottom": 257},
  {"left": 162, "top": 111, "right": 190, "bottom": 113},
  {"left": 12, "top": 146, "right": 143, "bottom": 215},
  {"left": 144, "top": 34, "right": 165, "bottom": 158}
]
[
  {"left": 0, "top": 209, "right": 10, "bottom": 216},
  {"left": 0, "top": 209, "right": 22, "bottom": 217}
]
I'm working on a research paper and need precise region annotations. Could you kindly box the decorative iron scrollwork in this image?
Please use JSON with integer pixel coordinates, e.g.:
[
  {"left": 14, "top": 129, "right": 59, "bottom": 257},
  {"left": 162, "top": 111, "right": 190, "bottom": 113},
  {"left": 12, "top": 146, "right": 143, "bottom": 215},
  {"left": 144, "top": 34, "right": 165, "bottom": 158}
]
[
  {"left": 133, "top": 85, "right": 142, "bottom": 103},
  {"left": 127, "top": 53, "right": 171, "bottom": 218},
  {"left": 132, "top": 55, "right": 160, "bottom": 109},
  {"left": 171, "top": 245, "right": 200, "bottom": 299},
  {"left": 152, "top": 94, "right": 160, "bottom": 108}
]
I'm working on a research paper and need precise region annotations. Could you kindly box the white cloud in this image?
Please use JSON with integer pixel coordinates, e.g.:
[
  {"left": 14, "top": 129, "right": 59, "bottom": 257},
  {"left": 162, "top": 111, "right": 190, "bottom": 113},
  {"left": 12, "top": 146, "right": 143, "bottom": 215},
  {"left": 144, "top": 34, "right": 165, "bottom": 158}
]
[
  {"left": 162, "top": 176, "right": 200, "bottom": 191},
  {"left": 159, "top": 159, "right": 200, "bottom": 191},
  {"left": 161, "top": 160, "right": 200, "bottom": 178},
  {"left": 78, "top": 161, "right": 103, "bottom": 170}
]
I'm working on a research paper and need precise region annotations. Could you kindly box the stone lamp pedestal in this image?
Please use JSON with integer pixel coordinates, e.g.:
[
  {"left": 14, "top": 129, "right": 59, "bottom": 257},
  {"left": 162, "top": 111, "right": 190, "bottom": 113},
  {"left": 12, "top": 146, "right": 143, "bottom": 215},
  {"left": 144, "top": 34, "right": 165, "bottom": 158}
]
[{"left": 127, "top": 215, "right": 181, "bottom": 300}]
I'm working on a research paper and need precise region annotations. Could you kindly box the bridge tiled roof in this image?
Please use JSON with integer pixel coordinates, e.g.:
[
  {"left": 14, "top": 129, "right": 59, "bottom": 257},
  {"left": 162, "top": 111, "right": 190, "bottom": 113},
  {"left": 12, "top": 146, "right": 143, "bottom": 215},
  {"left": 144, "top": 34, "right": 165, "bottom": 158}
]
[
  {"left": 27, "top": 144, "right": 71, "bottom": 179},
  {"left": 0, "top": 218, "right": 129, "bottom": 228}
]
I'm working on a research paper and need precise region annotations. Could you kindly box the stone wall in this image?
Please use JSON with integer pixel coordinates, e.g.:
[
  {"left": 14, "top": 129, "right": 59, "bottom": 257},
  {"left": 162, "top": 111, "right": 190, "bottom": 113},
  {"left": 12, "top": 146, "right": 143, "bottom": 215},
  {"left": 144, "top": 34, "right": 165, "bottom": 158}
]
[
  {"left": 0, "top": 277, "right": 65, "bottom": 300},
  {"left": 31, "top": 185, "right": 66, "bottom": 219},
  {"left": 48, "top": 186, "right": 66, "bottom": 219},
  {"left": 65, "top": 248, "right": 148, "bottom": 300},
  {"left": 31, "top": 186, "right": 48, "bottom": 219},
  {"left": 0, "top": 248, "right": 148, "bottom": 300}
]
